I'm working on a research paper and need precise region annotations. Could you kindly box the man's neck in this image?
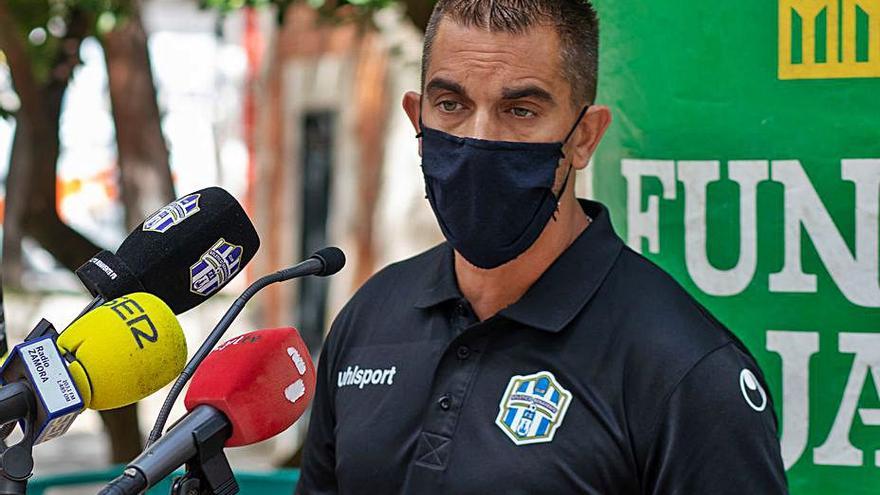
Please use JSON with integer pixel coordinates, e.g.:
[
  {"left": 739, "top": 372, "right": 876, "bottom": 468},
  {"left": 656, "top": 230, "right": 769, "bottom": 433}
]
[{"left": 455, "top": 195, "right": 590, "bottom": 321}]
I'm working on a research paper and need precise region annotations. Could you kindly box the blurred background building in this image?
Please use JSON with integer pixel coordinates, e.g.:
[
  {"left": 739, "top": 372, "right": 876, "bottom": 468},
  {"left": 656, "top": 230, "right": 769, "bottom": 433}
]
[
  {"left": 0, "top": 0, "right": 593, "bottom": 482},
  {"left": 22, "top": 0, "right": 880, "bottom": 493},
  {"left": 0, "top": 0, "right": 442, "bottom": 479}
]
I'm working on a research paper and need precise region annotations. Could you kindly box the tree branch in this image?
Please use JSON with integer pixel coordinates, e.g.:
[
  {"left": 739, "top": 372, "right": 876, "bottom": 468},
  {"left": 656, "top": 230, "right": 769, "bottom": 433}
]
[{"left": 18, "top": 8, "right": 103, "bottom": 273}]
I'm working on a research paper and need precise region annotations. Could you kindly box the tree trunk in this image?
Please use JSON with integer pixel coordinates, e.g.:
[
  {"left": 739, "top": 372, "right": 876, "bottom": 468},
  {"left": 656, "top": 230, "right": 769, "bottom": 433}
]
[
  {"left": 98, "top": 406, "right": 145, "bottom": 463},
  {"left": 1, "top": 3, "right": 145, "bottom": 464},
  {"left": 2, "top": 120, "right": 31, "bottom": 288},
  {"left": 0, "top": 0, "right": 42, "bottom": 289},
  {"left": 0, "top": 271, "right": 7, "bottom": 357},
  {"left": 100, "top": 2, "right": 178, "bottom": 463},
  {"left": 0, "top": 5, "right": 98, "bottom": 271},
  {"left": 103, "top": 4, "right": 176, "bottom": 230}
]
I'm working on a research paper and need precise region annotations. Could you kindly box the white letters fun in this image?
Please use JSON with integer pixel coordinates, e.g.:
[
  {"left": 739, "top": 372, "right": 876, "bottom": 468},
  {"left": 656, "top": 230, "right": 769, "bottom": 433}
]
[
  {"left": 622, "top": 158, "right": 880, "bottom": 306},
  {"left": 623, "top": 157, "right": 880, "bottom": 471}
]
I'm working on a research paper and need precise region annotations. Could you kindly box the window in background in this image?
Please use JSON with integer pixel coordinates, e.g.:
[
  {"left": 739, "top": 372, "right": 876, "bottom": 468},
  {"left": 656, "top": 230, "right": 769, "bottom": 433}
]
[{"left": 297, "top": 111, "right": 335, "bottom": 353}]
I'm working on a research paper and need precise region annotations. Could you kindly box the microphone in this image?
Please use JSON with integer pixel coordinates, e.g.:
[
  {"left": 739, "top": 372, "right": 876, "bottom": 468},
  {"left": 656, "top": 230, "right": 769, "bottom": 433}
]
[
  {"left": 0, "top": 293, "right": 187, "bottom": 444},
  {"left": 99, "top": 328, "right": 316, "bottom": 495},
  {"left": 74, "top": 187, "right": 260, "bottom": 316},
  {"left": 145, "top": 247, "right": 344, "bottom": 445}
]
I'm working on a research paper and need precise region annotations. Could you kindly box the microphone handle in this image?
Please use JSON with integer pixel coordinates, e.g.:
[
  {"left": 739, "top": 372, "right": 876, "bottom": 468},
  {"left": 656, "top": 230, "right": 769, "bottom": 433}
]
[
  {"left": 96, "top": 471, "right": 143, "bottom": 495},
  {"left": 100, "top": 406, "right": 229, "bottom": 495}
]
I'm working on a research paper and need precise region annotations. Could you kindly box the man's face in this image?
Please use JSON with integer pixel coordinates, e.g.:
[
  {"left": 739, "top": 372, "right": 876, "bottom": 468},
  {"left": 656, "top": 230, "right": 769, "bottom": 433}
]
[{"left": 404, "top": 19, "right": 609, "bottom": 175}]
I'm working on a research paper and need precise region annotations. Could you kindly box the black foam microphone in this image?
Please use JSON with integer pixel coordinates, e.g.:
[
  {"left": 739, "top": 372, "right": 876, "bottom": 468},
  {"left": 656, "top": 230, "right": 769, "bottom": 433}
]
[{"left": 75, "top": 187, "right": 260, "bottom": 315}]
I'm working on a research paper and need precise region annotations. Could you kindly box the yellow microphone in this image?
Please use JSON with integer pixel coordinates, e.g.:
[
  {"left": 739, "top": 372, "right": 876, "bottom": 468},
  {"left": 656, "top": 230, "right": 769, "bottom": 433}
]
[
  {"left": 0, "top": 293, "right": 187, "bottom": 444},
  {"left": 58, "top": 293, "right": 188, "bottom": 410}
]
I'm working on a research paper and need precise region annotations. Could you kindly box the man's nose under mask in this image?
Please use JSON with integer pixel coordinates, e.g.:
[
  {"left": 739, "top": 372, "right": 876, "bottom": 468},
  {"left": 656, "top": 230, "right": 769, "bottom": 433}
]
[{"left": 418, "top": 105, "right": 590, "bottom": 269}]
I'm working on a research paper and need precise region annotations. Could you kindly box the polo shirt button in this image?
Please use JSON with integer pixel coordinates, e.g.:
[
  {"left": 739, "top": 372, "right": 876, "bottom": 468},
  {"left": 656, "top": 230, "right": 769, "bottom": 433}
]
[
  {"left": 438, "top": 395, "right": 451, "bottom": 410},
  {"left": 456, "top": 345, "right": 471, "bottom": 360}
]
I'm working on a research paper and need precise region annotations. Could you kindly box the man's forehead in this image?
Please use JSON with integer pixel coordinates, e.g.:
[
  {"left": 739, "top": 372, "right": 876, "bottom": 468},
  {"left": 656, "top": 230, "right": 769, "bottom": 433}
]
[{"left": 424, "top": 18, "right": 568, "bottom": 100}]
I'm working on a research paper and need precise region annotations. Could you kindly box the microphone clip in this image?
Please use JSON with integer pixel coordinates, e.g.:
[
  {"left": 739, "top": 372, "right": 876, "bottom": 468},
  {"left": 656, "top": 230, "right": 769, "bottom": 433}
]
[
  {"left": 23, "top": 319, "right": 57, "bottom": 344},
  {"left": 1, "top": 323, "right": 85, "bottom": 446},
  {"left": 0, "top": 320, "right": 46, "bottom": 494},
  {"left": 170, "top": 412, "right": 238, "bottom": 495}
]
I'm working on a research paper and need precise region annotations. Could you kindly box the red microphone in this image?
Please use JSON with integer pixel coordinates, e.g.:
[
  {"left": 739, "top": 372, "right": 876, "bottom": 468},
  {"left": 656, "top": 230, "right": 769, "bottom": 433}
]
[
  {"left": 99, "top": 328, "right": 316, "bottom": 495},
  {"left": 185, "top": 327, "right": 316, "bottom": 447}
]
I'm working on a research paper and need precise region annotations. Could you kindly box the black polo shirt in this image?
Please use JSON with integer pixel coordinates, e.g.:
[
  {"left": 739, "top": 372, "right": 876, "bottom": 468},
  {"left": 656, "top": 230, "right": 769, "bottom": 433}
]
[{"left": 297, "top": 200, "right": 787, "bottom": 495}]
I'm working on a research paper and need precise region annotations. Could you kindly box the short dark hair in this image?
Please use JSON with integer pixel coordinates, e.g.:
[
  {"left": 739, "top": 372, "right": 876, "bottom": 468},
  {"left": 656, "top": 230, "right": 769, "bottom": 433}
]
[{"left": 422, "top": 0, "right": 600, "bottom": 106}]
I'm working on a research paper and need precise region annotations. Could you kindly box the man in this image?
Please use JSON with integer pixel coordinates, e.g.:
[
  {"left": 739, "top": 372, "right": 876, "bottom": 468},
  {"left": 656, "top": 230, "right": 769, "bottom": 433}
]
[{"left": 297, "top": 1, "right": 788, "bottom": 493}]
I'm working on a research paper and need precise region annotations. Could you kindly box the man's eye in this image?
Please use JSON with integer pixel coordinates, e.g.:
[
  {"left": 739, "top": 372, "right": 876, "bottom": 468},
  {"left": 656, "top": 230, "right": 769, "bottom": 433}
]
[
  {"left": 511, "top": 107, "right": 536, "bottom": 118},
  {"left": 439, "top": 101, "right": 461, "bottom": 112}
]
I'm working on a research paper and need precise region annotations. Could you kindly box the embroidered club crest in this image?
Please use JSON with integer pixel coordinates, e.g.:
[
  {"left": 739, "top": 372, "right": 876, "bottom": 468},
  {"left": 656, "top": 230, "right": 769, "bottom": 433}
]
[
  {"left": 189, "top": 238, "right": 244, "bottom": 297},
  {"left": 496, "top": 371, "right": 572, "bottom": 446},
  {"left": 143, "top": 194, "right": 201, "bottom": 233}
]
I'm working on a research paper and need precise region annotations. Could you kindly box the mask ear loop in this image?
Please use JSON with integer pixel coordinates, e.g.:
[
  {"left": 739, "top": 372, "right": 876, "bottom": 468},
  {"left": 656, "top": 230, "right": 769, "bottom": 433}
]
[
  {"left": 562, "top": 104, "right": 591, "bottom": 144},
  {"left": 552, "top": 165, "right": 575, "bottom": 221},
  {"left": 417, "top": 115, "right": 426, "bottom": 198},
  {"left": 416, "top": 110, "right": 425, "bottom": 138},
  {"left": 552, "top": 104, "right": 591, "bottom": 221}
]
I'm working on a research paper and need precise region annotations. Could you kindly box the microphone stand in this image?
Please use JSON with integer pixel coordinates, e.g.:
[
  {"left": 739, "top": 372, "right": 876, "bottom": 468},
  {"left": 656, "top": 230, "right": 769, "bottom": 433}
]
[
  {"left": 168, "top": 413, "right": 237, "bottom": 495},
  {"left": 0, "top": 415, "right": 35, "bottom": 495}
]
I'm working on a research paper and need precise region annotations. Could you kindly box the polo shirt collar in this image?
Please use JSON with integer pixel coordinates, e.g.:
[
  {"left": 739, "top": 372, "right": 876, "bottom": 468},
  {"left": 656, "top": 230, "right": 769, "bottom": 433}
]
[
  {"left": 413, "top": 243, "right": 460, "bottom": 310},
  {"left": 414, "top": 200, "right": 624, "bottom": 333}
]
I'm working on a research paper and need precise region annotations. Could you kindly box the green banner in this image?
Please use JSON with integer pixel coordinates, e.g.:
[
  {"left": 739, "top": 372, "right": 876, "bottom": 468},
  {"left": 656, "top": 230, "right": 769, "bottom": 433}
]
[{"left": 592, "top": 1, "right": 880, "bottom": 493}]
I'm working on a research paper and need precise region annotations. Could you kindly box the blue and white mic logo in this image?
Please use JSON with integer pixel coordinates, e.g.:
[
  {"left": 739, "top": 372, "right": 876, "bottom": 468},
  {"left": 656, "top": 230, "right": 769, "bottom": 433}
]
[
  {"left": 189, "top": 238, "right": 244, "bottom": 297},
  {"left": 143, "top": 193, "right": 201, "bottom": 233}
]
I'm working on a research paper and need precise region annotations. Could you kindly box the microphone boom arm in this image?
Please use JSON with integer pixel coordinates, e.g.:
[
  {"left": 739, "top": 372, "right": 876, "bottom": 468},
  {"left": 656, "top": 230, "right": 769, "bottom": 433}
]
[{"left": 146, "top": 247, "right": 344, "bottom": 446}]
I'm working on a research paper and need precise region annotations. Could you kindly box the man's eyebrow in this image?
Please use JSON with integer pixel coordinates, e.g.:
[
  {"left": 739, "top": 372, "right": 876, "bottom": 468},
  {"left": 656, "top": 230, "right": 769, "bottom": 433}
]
[
  {"left": 425, "top": 78, "right": 468, "bottom": 97},
  {"left": 502, "top": 85, "right": 555, "bottom": 102}
]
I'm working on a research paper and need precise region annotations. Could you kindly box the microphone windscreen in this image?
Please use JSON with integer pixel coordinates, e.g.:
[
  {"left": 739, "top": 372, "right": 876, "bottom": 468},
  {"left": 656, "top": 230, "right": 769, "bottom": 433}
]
[
  {"left": 313, "top": 247, "right": 346, "bottom": 277},
  {"left": 115, "top": 188, "right": 260, "bottom": 314},
  {"left": 57, "top": 293, "right": 188, "bottom": 411},
  {"left": 184, "top": 328, "right": 316, "bottom": 447}
]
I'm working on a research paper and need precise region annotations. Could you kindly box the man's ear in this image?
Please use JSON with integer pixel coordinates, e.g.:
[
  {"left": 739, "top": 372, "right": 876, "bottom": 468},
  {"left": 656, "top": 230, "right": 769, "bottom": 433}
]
[
  {"left": 403, "top": 91, "right": 423, "bottom": 156},
  {"left": 570, "top": 105, "right": 612, "bottom": 171}
]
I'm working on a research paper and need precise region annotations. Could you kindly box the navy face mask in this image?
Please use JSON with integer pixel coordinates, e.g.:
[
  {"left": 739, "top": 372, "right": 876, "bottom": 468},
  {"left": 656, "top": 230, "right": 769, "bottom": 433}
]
[{"left": 419, "top": 105, "right": 590, "bottom": 269}]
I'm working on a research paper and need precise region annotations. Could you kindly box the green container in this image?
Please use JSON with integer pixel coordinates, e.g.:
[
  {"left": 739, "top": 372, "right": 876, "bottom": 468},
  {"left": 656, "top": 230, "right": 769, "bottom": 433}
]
[
  {"left": 28, "top": 467, "right": 299, "bottom": 494},
  {"left": 592, "top": 0, "right": 880, "bottom": 493}
]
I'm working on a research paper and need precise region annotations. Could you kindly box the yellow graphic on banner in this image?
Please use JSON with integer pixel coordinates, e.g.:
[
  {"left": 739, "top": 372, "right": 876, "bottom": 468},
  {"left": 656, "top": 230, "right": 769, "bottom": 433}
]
[{"left": 779, "top": 0, "right": 880, "bottom": 79}]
